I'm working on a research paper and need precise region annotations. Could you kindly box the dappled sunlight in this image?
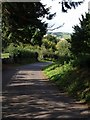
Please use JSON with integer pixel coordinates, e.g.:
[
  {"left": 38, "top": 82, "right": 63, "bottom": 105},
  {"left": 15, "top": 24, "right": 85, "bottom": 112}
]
[
  {"left": 3, "top": 83, "right": 89, "bottom": 118},
  {"left": 2, "top": 62, "right": 89, "bottom": 119},
  {"left": 12, "top": 71, "right": 42, "bottom": 80}
]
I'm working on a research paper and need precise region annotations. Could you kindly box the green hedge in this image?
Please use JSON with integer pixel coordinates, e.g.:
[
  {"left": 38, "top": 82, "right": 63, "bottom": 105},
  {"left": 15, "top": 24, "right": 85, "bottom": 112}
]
[
  {"left": 2, "top": 47, "right": 38, "bottom": 64},
  {"left": 12, "top": 49, "right": 38, "bottom": 63}
]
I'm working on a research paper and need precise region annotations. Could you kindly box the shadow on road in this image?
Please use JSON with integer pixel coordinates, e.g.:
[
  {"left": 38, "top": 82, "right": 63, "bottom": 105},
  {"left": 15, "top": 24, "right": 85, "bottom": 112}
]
[{"left": 2, "top": 62, "right": 89, "bottom": 119}]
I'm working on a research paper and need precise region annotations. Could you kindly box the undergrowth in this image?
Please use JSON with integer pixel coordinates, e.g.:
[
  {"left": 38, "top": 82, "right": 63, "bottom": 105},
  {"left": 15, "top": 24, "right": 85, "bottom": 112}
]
[{"left": 43, "top": 61, "right": 90, "bottom": 104}]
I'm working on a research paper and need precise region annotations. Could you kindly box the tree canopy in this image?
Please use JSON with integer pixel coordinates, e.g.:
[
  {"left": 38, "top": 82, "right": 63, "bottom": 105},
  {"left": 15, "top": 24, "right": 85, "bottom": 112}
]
[
  {"left": 61, "top": 0, "right": 84, "bottom": 12},
  {"left": 2, "top": 1, "right": 85, "bottom": 49},
  {"left": 70, "top": 13, "right": 90, "bottom": 56},
  {"left": 2, "top": 2, "right": 51, "bottom": 48}
]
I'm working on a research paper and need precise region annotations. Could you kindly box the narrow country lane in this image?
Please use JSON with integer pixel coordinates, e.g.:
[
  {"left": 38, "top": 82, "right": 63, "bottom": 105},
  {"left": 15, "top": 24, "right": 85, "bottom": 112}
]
[{"left": 2, "top": 62, "right": 89, "bottom": 119}]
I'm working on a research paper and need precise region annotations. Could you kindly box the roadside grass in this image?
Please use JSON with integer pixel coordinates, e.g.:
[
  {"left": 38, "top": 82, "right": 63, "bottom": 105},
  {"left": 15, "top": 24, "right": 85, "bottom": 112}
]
[
  {"left": 1, "top": 53, "right": 9, "bottom": 59},
  {"left": 43, "top": 61, "right": 90, "bottom": 104}
]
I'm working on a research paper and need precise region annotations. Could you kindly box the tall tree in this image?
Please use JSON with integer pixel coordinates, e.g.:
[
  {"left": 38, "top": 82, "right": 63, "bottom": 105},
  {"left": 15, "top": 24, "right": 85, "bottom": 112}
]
[
  {"left": 2, "top": 1, "right": 85, "bottom": 49},
  {"left": 2, "top": 2, "right": 51, "bottom": 48},
  {"left": 70, "top": 13, "right": 90, "bottom": 56}
]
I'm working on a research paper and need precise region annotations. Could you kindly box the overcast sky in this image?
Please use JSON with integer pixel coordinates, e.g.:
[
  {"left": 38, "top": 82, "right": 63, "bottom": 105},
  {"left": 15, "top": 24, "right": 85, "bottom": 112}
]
[{"left": 41, "top": 0, "right": 89, "bottom": 33}]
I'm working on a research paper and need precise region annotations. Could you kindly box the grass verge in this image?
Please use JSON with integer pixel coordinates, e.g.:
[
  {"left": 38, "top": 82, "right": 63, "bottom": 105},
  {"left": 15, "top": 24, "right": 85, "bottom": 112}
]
[{"left": 43, "top": 61, "right": 90, "bottom": 105}]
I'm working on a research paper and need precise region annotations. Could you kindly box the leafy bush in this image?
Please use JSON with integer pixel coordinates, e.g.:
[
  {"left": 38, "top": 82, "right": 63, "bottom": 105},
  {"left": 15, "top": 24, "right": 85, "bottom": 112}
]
[
  {"left": 12, "top": 49, "right": 38, "bottom": 63},
  {"left": 3, "top": 44, "right": 39, "bottom": 64},
  {"left": 72, "top": 55, "right": 90, "bottom": 68},
  {"left": 56, "top": 39, "right": 71, "bottom": 56},
  {"left": 43, "top": 52, "right": 59, "bottom": 61}
]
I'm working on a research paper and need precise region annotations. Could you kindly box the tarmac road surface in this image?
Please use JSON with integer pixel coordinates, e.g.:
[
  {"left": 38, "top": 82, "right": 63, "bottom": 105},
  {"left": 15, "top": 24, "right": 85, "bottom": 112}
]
[{"left": 2, "top": 62, "right": 90, "bottom": 119}]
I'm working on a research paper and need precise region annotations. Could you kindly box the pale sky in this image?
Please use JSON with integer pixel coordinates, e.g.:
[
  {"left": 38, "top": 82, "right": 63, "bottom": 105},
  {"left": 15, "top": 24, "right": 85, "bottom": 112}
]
[{"left": 41, "top": 0, "right": 89, "bottom": 33}]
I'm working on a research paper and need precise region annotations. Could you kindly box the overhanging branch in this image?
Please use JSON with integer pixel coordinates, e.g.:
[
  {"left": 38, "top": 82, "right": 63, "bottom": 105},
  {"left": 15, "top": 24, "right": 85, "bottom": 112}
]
[{"left": 47, "top": 23, "right": 65, "bottom": 31}]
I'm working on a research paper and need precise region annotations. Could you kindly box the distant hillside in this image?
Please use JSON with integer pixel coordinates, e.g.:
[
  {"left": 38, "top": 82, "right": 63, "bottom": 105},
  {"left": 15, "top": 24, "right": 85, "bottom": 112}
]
[{"left": 47, "top": 32, "right": 71, "bottom": 39}]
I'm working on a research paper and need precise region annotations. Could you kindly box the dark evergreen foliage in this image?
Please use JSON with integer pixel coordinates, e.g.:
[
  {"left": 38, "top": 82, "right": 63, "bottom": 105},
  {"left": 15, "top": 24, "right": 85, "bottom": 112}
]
[
  {"left": 2, "top": 2, "right": 50, "bottom": 48},
  {"left": 70, "top": 13, "right": 90, "bottom": 56},
  {"left": 2, "top": 1, "right": 85, "bottom": 49},
  {"left": 61, "top": 0, "right": 84, "bottom": 13}
]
